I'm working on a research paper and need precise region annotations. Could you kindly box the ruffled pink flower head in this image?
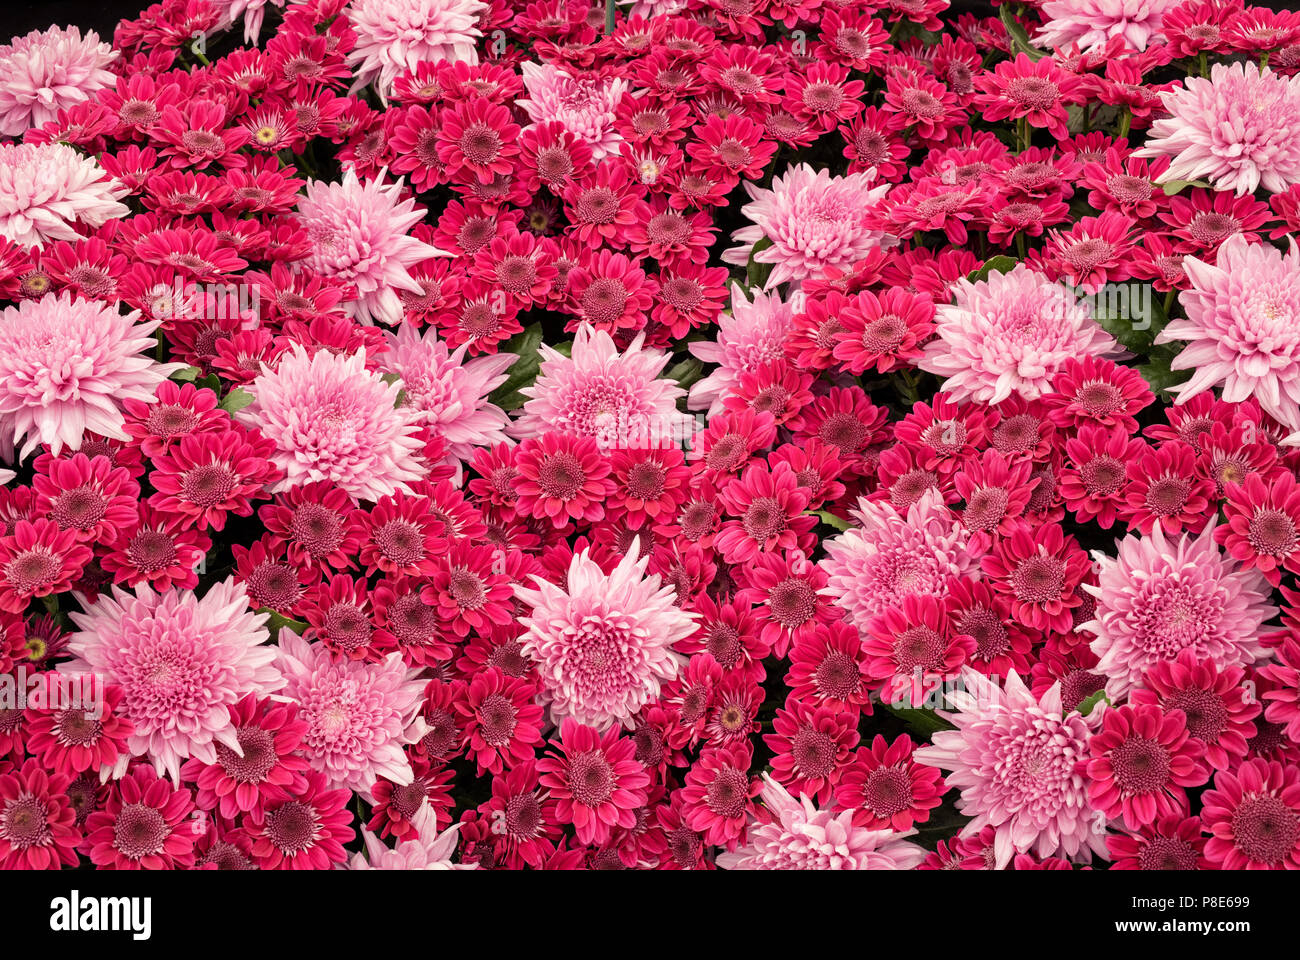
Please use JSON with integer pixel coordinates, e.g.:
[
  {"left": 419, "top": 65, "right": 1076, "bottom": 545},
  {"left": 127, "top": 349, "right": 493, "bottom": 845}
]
[
  {"left": 689, "top": 285, "right": 796, "bottom": 419},
  {"left": 516, "top": 62, "right": 629, "bottom": 162},
  {"left": 0, "top": 26, "right": 117, "bottom": 137},
  {"left": 295, "top": 168, "right": 450, "bottom": 326},
  {"left": 347, "top": 0, "right": 487, "bottom": 102},
  {"left": 0, "top": 293, "right": 183, "bottom": 459},
  {"left": 1036, "top": 0, "right": 1181, "bottom": 52},
  {"left": 722, "top": 163, "right": 892, "bottom": 289},
  {"left": 0, "top": 142, "right": 128, "bottom": 249},
  {"left": 919, "top": 263, "right": 1121, "bottom": 405}
]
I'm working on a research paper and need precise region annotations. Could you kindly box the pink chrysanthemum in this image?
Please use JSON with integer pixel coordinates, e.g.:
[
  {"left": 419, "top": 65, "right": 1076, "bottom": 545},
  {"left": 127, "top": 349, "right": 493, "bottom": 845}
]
[
  {"left": 0, "top": 518, "right": 92, "bottom": 614},
  {"left": 515, "top": 542, "right": 694, "bottom": 730},
  {"left": 516, "top": 62, "right": 628, "bottom": 162},
  {"left": 243, "top": 769, "right": 356, "bottom": 870},
  {"left": 680, "top": 743, "right": 761, "bottom": 850},
  {"left": 919, "top": 264, "right": 1120, "bottom": 405},
  {"left": 915, "top": 669, "right": 1106, "bottom": 867},
  {"left": 82, "top": 765, "right": 195, "bottom": 870},
  {"left": 1036, "top": 0, "right": 1181, "bottom": 51},
  {"left": 0, "top": 142, "right": 128, "bottom": 248},
  {"left": 1132, "top": 650, "right": 1260, "bottom": 771},
  {"left": 272, "top": 629, "right": 425, "bottom": 793},
  {"left": 689, "top": 284, "right": 795, "bottom": 418},
  {"left": 0, "top": 758, "right": 80, "bottom": 869},
  {"left": 0, "top": 26, "right": 115, "bottom": 136},
  {"left": 295, "top": 169, "right": 449, "bottom": 325},
  {"left": 63, "top": 579, "right": 283, "bottom": 783},
  {"left": 514, "top": 324, "right": 689, "bottom": 445},
  {"left": 239, "top": 345, "right": 426, "bottom": 502},
  {"left": 1156, "top": 234, "right": 1300, "bottom": 433},
  {"left": 347, "top": 820, "right": 470, "bottom": 870},
  {"left": 836, "top": 734, "right": 946, "bottom": 833},
  {"left": 1083, "top": 519, "right": 1276, "bottom": 698},
  {"left": 722, "top": 164, "right": 891, "bottom": 289},
  {"left": 1136, "top": 62, "right": 1300, "bottom": 196},
  {"left": 0, "top": 292, "right": 181, "bottom": 458},
  {"left": 346, "top": 0, "right": 486, "bottom": 101},
  {"left": 973, "top": 53, "right": 1082, "bottom": 140},
  {"left": 1201, "top": 758, "right": 1300, "bottom": 869},
  {"left": 717, "top": 774, "right": 926, "bottom": 870},
  {"left": 1107, "top": 814, "right": 1209, "bottom": 870},
  {"left": 537, "top": 718, "right": 651, "bottom": 847}
]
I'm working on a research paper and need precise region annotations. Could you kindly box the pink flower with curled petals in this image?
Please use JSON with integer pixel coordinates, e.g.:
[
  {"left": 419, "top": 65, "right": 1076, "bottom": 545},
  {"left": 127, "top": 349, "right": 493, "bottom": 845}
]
[
  {"left": 0, "top": 26, "right": 116, "bottom": 137},
  {"left": 346, "top": 0, "right": 486, "bottom": 102}
]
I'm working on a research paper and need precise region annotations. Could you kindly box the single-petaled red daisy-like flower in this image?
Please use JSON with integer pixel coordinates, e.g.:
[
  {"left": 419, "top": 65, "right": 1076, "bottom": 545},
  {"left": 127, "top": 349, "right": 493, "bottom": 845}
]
[
  {"left": 763, "top": 695, "right": 859, "bottom": 805},
  {"left": 512, "top": 433, "right": 614, "bottom": 530},
  {"left": 25, "top": 682, "right": 131, "bottom": 778},
  {"left": 537, "top": 719, "right": 651, "bottom": 847},
  {"left": 679, "top": 742, "right": 760, "bottom": 850},
  {"left": 82, "top": 765, "right": 196, "bottom": 870},
  {"left": 455, "top": 668, "right": 545, "bottom": 777},
  {"left": 0, "top": 518, "right": 92, "bottom": 614},
  {"left": 243, "top": 769, "right": 355, "bottom": 870},
  {"left": 1218, "top": 472, "right": 1300, "bottom": 585},
  {"left": 836, "top": 734, "right": 946, "bottom": 833},
  {"left": 0, "top": 758, "right": 81, "bottom": 869},
  {"left": 1201, "top": 758, "right": 1300, "bottom": 870},
  {"left": 981, "top": 521, "right": 1090, "bottom": 634}
]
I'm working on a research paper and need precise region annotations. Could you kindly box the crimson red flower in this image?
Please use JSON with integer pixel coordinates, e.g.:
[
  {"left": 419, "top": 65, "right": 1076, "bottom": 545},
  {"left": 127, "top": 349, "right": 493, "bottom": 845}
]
[
  {"left": 0, "top": 518, "right": 93, "bottom": 614},
  {"left": 564, "top": 250, "right": 658, "bottom": 335},
  {"left": 981, "top": 520, "right": 1090, "bottom": 633},
  {"left": 1201, "top": 758, "right": 1300, "bottom": 869},
  {"left": 480, "top": 759, "right": 562, "bottom": 869},
  {"left": 679, "top": 742, "right": 759, "bottom": 849},
  {"left": 259, "top": 481, "right": 364, "bottom": 582},
  {"left": 512, "top": 433, "right": 614, "bottom": 529},
  {"left": 1132, "top": 650, "right": 1260, "bottom": 771},
  {"left": 537, "top": 719, "right": 651, "bottom": 847},
  {"left": 1107, "top": 814, "right": 1209, "bottom": 870},
  {"left": 714, "top": 461, "right": 814, "bottom": 565},
  {"left": 437, "top": 97, "right": 520, "bottom": 187},
  {"left": 1044, "top": 356, "right": 1155, "bottom": 433},
  {"left": 763, "top": 695, "right": 859, "bottom": 804},
  {"left": 25, "top": 683, "right": 132, "bottom": 778},
  {"left": 737, "top": 550, "right": 836, "bottom": 658},
  {"left": 243, "top": 770, "right": 355, "bottom": 870},
  {"left": 82, "top": 765, "right": 196, "bottom": 869},
  {"left": 455, "top": 668, "right": 545, "bottom": 776},
  {"left": 1219, "top": 471, "right": 1300, "bottom": 585},
  {"left": 832, "top": 287, "right": 934, "bottom": 375},
  {"left": 0, "top": 758, "right": 80, "bottom": 869},
  {"left": 148, "top": 428, "right": 281, "bottom": 533},
  {"left": 1059, "top": 425, "right": 1146, "bottom": 529},
  {"left": 357, "top": 492, "right": 448, "bottom": 578},
  {"left": 786, "top": 619, "right": 871, "bottom": 712},
  {"left": 837, "top": 734, "right": 946, "bottom": 832},
  {"left": 100, "top": 504, "right": 210, "bottom": 592},
  {"left": 974, "top": 53, "right": 1082, "bottom": 140},
  {"left": 1120, "top": 440, "right": 1216, "bottom": 535}
]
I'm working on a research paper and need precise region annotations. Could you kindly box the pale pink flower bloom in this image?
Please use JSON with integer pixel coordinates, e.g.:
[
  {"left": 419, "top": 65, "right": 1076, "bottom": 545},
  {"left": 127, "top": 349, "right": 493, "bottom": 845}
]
[
  {"left": 273, "top": 628, "right": 426, "bottom": 792},
  {"left": 717, "top": 774, "right": 927, "bottom": 870},
  {"left": 514, "top": 540, "right": 696, "bottom": 731},
  {"left": 1082, "top": 518, "right": 1276, "bottom": 698},
  {"left": 295, "top": 169, "right": 449, "bottom": 326},
  {"left": 514, "top": 324, "right": 690, "bottom": 445},
  {"left": 239, "top": 344, "right": 427, "bottom": 502},
  {"left": 0, "top": 293, "right": 183, "bottom": 459},
  {"left": 722, "top": 164, "right": 892, "bottom": 289},
  {"left": 346, "top": 822, "right": 475, "bottom": 870},
  {"left": 915, "top": 669, "right": 1107, "bottom": 868},
  {"left": 0, "top": 26, "right": 117, "bottom": 137},
  {"left": 1036, "top": 0, "right": 1179, "bottom": 52},
  {"left": 516, "top": 62, "right": 628, "bottom": 161},
  {"left": 63, "top": 579, "right": 284, "bottom": 784},
  {"left": 689, "top": 284, "right": 795, "bottom": 417},
  {"left": 1136, "top": 62, "right": 1300, "bottom": 196},
  {"left": 0, "top": 142, "right": 128, "bottom": 249},
  {"left": 210, "top": 0, "right": 288, "bottom": 44},
  {"left": 1157, "top": 233, "right": 1300, "bottom": 432},
  {"left": 919, "top": 263, "right": 1121, "bottom": 405},
  {"left": 381, "top": 323, "right": 514, "bottom": 466},
  {"left": 346, "top": 0, "right": 486, "bottom": 101},
  {"left": 819, "top": 489, "right": 982, "bottom": 630}
]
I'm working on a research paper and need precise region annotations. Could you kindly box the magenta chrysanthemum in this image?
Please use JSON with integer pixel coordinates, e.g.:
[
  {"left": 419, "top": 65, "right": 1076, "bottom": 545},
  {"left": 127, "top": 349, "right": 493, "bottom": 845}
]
[
  {"left": 0, "top": 292, "right": 182, "bottom": 459},
  {"left": 514, "top": 541, "right": 695, "bottom": 731},
  {"left": 919, "top": 263, "right": 1121, "bottom": 405},
  {"left": 0, "top": 26, "right": 116, "bottom": 137},
  {"left": 1082, "top": 519, "right": 1276, "bottom": 698},
  {"left": 238, "top": 345, "right": 427, "bottom": 502},
  {"left": 62, "top": 578, "right": 284, "bottom": 783},
  {"left": 295, "top": 169, "right": 449, "bottom": 325},
  {"left": 722, "top": 164, "right": 891, "bottom": 289},
  {"left": 1137, "top": 62, "right": 1300, "bottom": 197},
  {"left": 0, "top": 142, "right": 128, "bottom": 249},
  {"left": 346, "top": 0, "right": 487, "bottom": 101}
]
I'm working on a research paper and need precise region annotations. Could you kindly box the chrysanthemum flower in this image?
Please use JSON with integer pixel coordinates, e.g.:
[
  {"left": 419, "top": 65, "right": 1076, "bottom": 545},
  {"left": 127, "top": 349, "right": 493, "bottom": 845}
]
[
  {"left": 836, "top": 734, "right": 946, "bottom": 833},
  {"left": 347, "top": 819, "right": 470, "bottom": 870},
  {"left": 516, "top": 62, "right": 628, "bottom": 162},
  {"left": 259, "top": 482, "right": 364, "bottom": 582},
  {"left": 273, "top": 629, "right": 424, "bottom": 792},
  {"left": 438, "top": 97, "right": 520, "bottom": 186},
  {"left": 537, "top": 718, "right": 651, "bottom": 847},
  {"left": 295, "top": 169, "right": 449, "bottom": 325},
  {"left": 982, "top": 520, "right": 1089, "bottom": 634},
  {"left": 82, "top": 765, "right": 195, "bottom": 869},
  {"left": 243, "top": 769, "right": 356, "bottom": 870},
  {"left": 454, "top": 667, "right": 545, "bottom": 776},
  {"left": 1107, "top": 814, "right": 1209, "bottom": 870},
  {"left": 63, "top": 579, "right": 283, "bottom": 783},
  {"left": 715, "top": 462, "right": 815, "bottom": 565},
  {"left": 0, "top": 292, "right": 181, "bottom": 458},
  {"left": 722, "top": 164, "right": 891, "bottom": 289},
  {"left": 238, "top": 345, "right": 426, "bottom": 502},
  {"left": 764, "top": 696, "right": 859, "bottom": 804},
  {"left": 515, "top": 542, "right": 694, "bottom": 730},
  {"left": 1119, "top": 440, "right": 1216, "bottom": 535},
  {"left": 0, "top": 26, "right": 115, "bottom": 137},
  {"left": 679, "top": 743, "right": 760, "bottom": 850},
  {"left": 346, "top": 0, "right": 486, "bottom": 101},
  {"left": 1258, "top": 633, "right": 1300, "bottom": 745},
  {"left": 1136, "top": 62, "right": 1300, "bottom": 196},
  {"left": 919, "top": 264, "right": 1121, "bottom": 405},
  {"left": 1044, "top": 356, "right": 1154, "bottom": 433},
  {"left": 427, "top": 540, "right": 514, "bottom": 639},
  {"left": 689, "top": 285, "right": 795, "bottom": 418},
  {"left": 1200, "top": 758, "right": 1300, "bottom": 869},
  {"left": 148, "top": 428, "right": 281, "bottom": 533},
  {"left": 1156, "top": 234, "right": 1300, "bottom": 433},
  {"left": 915, "top": 669, "right": 1106, "bottom": 867},
  {"left": 99, "top": 505, "right": 210, "bottom": 592},
  {"left": 1132, "top": 650, "right": 1260, "bottom": 771},
  {"left": 973, "top": 53, "right": 1082, "bottom": 140},
  {"left": 0, "top": 758, "right": 80, "bottom": 869},
  {"left": 0, "top": 518, "right": 92, "bottom": 614},
  {"left": 1218, "top": 471, "right": 1300, "bottom": 584},
  {"left": 25, "top": 683, "right": 131, "bottom": 778},
  {"left": 512, "top": 433, "right": 614, "bottom": 529},
  {"left": 1083, "top": 519, "right": 1275, "bottom": 697},
  {"left": 1037, "top": 0, "right": 1180, "bottom": 51},
  {"left": 717, "top": 774, "right": 926, "bottom": 870},
  {"left": 864, "top": 593, "right": 977, "bottom": 704}
]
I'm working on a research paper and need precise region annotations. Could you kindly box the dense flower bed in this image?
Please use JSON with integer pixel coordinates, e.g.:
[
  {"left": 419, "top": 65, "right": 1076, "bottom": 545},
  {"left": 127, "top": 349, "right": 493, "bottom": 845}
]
[{"left": 1, "top": 0, "right": 1300, "bottom": 871}]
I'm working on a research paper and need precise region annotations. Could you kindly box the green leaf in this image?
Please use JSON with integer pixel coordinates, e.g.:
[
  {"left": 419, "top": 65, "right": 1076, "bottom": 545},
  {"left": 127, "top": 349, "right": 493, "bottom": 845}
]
[
  {"left": 999, "top": 7, "right": 1048, "bottom": 61},
  {"left": 380, "top": 372, "right": 402, "bottom": 386},
  {"left": 219, "top": 387, "right": 254, "bottom": 414},
  {"left": 746, "top": 236, "right": 775, "bottom": 290},
  {"left": 1092, "top": 282, "right": 1165, "bottom": 354},
  {"left": 1160, "top": 179, "right": 1210, "bottom": 196},
  {"left": 1076, "top": 690, "right": 1109, "bottom": 717},
  {"left": 487, "top": 323, "right": 545, "bottom": 412},
  {"left": 815, "top": 509, "right": 850, "bottom": 532},
  {"left": 965, "top": 255, "right": 1018, "bottom": 283},
  {"left": 260, "top": 608, "right": 309, "bottom": 636},
  {"left": 171, "top": 365, "right": 201, "bottom": 382},
  {"left": 195, "top": 373, "right": 222, "bottom": 396},
  {"left": 881, "top": 702, "right": 956, "bottom": 737},
  {"left": 1137, "top": 342, "right": 1190, "bottom": 398},
  {"left": 665, "top": 357, "right": 704, "bottom": 391}
]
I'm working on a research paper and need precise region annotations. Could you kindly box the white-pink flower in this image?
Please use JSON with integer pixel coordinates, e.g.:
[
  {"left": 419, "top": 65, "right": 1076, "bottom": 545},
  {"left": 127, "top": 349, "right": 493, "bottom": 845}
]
[
  {"left": 0, "top": 26, "right": 117, "bottom": 137},
  {"left": 347, "top": 822, "right": 475, "bottom": 870},
  {"left": 688, "top": 284, "right": 795, "bottom": 417},
  {"left": 514, "top": 541, "right": 695, "bottom": 731},
  {"left": 717, "top": 774, "right": 927, "bottom": 870},
  {"left": 516, "top": 62, "right": 628, "bottom": 161},
  {"left": 1157, "top": 233, "right": 1300, "bottom": 432},
  {"left": 63, "top": 579, "right": 284, "bottom": 783},
  {"left": 1136, "top": 62, "right": 1300, "bottom": 196},
  {"left": 0, "top": 142, "right": 128, "bottom": 249},
  {"left": 239, "top": 344, "right": 427, "bottom": 502},
  {"left": 919, "top": 263, "right": 1120, "bottom": 404},
  {"left": 914, "top": 669, "right": 1107, "bottom": 868},
  {"left": 722, "top": 163, "right": 892, "bottom": 289},
  {"left": 513, "top": 324, "right": 690, "bottom": 445},
  {"left": 295, "top": 169, "right": 449, "bottom": 326},
  {"left": 273, "top": 629, "right": 426, "bottom": 793},
  {"left": 1036, "top": 0, "right": 1179, "bottom": 53},
  {"left": 346, "top": 0, "right": 486, "bottom": 101},
  {"left": 0, "top": 292, "right": 183, "bottom": 459}
]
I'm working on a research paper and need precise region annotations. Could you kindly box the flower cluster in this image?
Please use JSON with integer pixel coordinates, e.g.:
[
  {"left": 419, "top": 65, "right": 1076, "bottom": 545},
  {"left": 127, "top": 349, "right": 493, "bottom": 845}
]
[{"left": 2, "top": 0, "right": 1300, "bottom": 872}]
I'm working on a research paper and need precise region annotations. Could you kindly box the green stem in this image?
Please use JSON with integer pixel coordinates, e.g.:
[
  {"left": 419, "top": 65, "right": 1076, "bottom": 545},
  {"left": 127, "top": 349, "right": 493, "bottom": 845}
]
[
  {"left": 604, "top": 0, "right": 615, "bottom": 34},
  {"left": 1117, "top": 109, "right": 1131, "bottom": 141},
  {"left": 1198, "top": 51, "right": 1208, "bottom": 78},
  {"left": 1163, "top": 288, "right": 1175, "bottom": 318},
  {"left": 1015, "top": 232, "right": 1027, "bottom": 261},
  {"left": 1016, "top": 116, "right": 1030, "bottom": 153}
]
